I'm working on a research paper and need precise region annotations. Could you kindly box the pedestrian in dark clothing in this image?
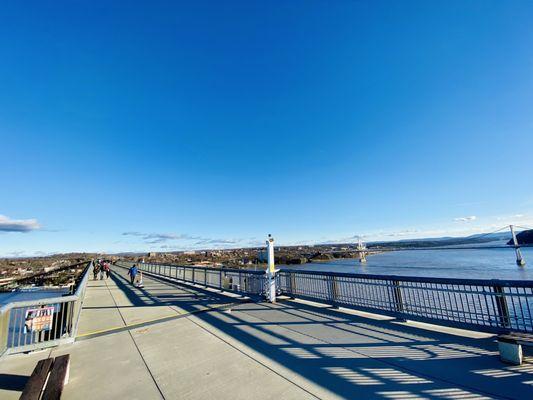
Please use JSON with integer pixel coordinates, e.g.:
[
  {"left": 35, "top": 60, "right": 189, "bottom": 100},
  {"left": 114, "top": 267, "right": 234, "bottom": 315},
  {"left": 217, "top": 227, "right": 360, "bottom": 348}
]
[
  {"left": 128, "top": 265, "right": 138, "bottom": 284},
  {"left": 93, "top": 262, "right": 100, "bottom": 280}
]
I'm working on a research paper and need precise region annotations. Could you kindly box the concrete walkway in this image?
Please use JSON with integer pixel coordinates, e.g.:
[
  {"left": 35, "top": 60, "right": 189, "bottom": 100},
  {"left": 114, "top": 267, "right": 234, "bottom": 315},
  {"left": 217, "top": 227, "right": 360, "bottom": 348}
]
[{"left": 1, "top": 266, "right": 532, "bottom": 399}]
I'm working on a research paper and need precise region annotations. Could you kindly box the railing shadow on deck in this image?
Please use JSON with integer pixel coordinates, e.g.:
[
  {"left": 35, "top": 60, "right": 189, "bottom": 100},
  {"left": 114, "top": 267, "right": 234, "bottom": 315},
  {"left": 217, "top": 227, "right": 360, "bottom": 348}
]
[
  {"left": 0, "top": 373, "right": 28, "bottom": 392},
  {"left": 109, "top": 269, "right": 238, "bottom": 310},
  {"left": 109, "top": 267, "right": 533, "bottom": 400}
]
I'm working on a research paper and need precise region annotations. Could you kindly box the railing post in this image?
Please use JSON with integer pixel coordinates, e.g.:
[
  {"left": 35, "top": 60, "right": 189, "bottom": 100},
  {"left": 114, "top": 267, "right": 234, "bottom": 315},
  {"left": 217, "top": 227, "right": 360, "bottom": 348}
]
[
  {"left": 0, "top": 308, "right": 11, "bottom": 357},
  {"left": 493, "top": 284, "right": 511, "bottom": 329},
  {"left": 289, "top": 272, "right": 296, "bottom": 299},
  {"left": 329, "top": 276, "right": 339, "bottom": 308},
  {"left": 204, "top": 268, "right": 208, "bottom": 288},
  {"left": 392, "top": 280, "right": 404, "bottom": 313},
  {"left": 70, "top": 290, "right": 86, "bottom": 339},
  {"left": 219, "top": 269, "right": 223, "bottom": 291}
]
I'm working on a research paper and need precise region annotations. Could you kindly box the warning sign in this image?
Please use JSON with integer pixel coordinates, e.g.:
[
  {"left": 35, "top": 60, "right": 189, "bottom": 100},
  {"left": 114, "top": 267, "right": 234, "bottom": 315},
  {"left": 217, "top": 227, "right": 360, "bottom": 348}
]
[{"left": 24, "top": 306, "right": 55, "bottom": 333}]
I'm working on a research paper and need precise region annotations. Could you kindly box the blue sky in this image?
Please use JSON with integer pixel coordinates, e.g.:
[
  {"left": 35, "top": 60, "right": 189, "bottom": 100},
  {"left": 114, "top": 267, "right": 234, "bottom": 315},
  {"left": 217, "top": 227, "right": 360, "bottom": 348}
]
[{"left": 1, "top": 1, "right": 533, "bottom": 256}]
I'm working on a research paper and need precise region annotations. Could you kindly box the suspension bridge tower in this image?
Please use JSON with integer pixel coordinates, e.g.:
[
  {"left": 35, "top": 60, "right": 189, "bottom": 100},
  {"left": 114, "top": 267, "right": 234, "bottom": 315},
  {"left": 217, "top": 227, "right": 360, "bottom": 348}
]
[
  {"left": 357, "top": 237, "right": 367, "bottom": 263},
  {"left": 510, "top": 225, "right": 526, "bottom": 266}
]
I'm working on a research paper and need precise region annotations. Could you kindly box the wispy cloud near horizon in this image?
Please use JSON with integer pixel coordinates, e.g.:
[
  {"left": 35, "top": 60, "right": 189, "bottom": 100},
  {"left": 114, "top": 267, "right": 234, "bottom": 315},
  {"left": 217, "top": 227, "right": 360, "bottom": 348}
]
[
  {"left": 454, "top": 216, "right": 477, "bottom": 222},
  {"left": 0, "top": 214, "right": 41, "bottom": 232},
  {"left": 122, "top": 232, "right": 202, "bottom": 243},
  {"left": 122, "top": 231, "right": 257, "bottom": 250}
]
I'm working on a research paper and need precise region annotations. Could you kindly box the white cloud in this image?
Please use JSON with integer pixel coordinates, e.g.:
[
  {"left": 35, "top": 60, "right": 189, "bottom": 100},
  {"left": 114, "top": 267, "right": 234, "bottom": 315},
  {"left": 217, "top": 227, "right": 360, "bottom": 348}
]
[
  {"left": 385, "top": 229, "right": 420, "bottom": 237},
  {"left": 454, "top": 216, "right": 477, "bottom": 222},
  {"left": 0, "top": 214, "right": 41, "bottom": 232},
  {"left": 496, "top": 213, "right": 526, "bottom": 221},
  {"left": 122, "top": 232, "right": 200, "bottom": 243},
  {"left": 122, "top": 231, "right": 257, "bottom": 250},
  {"left": 7, "top": 250, "right": 25, "bottom": 257}
]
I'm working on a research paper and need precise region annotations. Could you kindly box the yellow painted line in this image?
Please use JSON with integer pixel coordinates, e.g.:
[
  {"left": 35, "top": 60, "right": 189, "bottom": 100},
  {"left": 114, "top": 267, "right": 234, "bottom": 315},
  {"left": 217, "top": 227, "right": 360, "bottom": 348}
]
[
  {"left": 76, "top": 311, "right": 186, "bottom": 338},
  {"left": 77, "top": 325, "right": 125, "bottom": 338},
  {"left": 76, "top": 302, "right": 241, "bottom": 339}
]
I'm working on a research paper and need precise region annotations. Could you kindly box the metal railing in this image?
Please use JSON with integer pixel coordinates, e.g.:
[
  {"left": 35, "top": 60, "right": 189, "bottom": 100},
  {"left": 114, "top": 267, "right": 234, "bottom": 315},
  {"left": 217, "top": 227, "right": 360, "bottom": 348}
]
[
  {"left": 117, "top": 261, "right": 266, "bottom": 298},
  {"left": 0, "top": 261, "right": 92, "bottom": 358},
  {"left": 277, "top": 269, "right": 533, "bottom": 334},
  {"left": 116, "top": 261, "right": 533, "bottom": 334}
]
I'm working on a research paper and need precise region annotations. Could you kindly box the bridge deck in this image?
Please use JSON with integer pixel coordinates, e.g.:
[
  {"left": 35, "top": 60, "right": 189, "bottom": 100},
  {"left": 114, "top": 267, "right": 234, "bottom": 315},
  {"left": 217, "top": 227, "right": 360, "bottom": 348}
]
[{"left": 1, "top": 266, "right": 532, "bottom": 399}]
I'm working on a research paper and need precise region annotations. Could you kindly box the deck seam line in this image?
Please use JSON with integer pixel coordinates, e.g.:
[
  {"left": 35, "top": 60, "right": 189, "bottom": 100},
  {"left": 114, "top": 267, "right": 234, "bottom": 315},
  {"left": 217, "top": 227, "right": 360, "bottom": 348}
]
[
  {"left": 186, "top": 315, "right": 323, "bottom": 400},
  {"left": 104, "top": 272, "right": 166, "bottom": 400},
  {"left": 114, "top": 267, "right": 323, "bottom": 398}
]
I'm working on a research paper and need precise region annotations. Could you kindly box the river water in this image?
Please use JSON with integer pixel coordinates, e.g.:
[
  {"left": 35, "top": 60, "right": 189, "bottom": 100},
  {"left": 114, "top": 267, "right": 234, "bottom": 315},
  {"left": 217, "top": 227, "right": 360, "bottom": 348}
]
[
  {"left": 279, "top": 247, "right": 533, "bottom": 281},
  {"left": 0, "top": 288, "right": 67, "bottom": 306}
]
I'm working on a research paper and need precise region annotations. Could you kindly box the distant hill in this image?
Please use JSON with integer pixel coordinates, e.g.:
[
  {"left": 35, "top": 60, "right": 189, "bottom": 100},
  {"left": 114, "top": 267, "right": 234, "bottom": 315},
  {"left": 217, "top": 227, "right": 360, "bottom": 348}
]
[
  {"left": 367, "top": 231, "right": 512, "bottom": 249},
  {"left": 507, "top": 229, "right": 533, "bottom": 245}
]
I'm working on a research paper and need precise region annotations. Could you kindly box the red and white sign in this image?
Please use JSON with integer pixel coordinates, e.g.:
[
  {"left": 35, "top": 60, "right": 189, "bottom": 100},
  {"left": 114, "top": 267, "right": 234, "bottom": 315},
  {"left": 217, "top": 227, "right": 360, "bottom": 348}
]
[{"left": 24, "top": 306, "right": 55, "bottom": 333}]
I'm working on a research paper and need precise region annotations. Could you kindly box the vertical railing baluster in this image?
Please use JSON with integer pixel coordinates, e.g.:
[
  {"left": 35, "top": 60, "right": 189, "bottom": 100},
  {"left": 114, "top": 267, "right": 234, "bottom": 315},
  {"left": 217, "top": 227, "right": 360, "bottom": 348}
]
[
  {"left": 328, "top": 275, "right": 339, "bottom": 308},
  {"left": 289, "top": 272, "right": 296, "bottom": 299},
  {"left": 392, "top": 280, "right": 404, "bottom": 314},
  {"left": 493, "top": 284, "right": 511, "bottom": 330}
]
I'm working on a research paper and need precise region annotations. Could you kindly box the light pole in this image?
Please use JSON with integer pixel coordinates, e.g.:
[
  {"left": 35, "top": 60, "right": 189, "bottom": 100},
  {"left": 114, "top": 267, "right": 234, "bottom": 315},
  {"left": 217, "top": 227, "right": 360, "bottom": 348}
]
[{"left": 266, "top": 234, "right": 277, "bottom": 302}]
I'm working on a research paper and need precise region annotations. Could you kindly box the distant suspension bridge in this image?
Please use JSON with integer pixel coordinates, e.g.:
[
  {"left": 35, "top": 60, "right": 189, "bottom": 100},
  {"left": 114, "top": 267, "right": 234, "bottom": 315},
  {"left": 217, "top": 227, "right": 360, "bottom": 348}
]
[{"left": 322, "top": 224, "right": 532, "bottom": 266}]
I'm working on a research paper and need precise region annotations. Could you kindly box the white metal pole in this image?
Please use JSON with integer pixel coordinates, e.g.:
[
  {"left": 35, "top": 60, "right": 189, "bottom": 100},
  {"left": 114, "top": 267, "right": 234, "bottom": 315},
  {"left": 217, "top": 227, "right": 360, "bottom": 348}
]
[
  {"left": 510, "top": 225, "right": 526, "bottom": 266},
  {"left": 266, "top": 234, "right": 276, "bottom": 302}
]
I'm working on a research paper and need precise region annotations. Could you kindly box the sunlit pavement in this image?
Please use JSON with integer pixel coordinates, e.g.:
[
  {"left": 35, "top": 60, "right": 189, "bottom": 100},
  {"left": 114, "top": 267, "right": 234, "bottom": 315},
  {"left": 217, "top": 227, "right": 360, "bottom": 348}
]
[{"left": 1, "top": 266, "right": 532, "bottom": 399}]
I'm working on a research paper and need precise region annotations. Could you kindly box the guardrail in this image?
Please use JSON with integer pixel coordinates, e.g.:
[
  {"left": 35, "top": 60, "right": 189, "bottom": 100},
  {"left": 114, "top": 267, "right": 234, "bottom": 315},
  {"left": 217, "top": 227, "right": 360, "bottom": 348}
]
[
  {"left": 278, "top": 269, "right": 533, "bottom": 334},
  {"left": 0, "top": 261, "right": 92, "bottom": 358},
  {"left": 120, "top": 261, "right": 533, "bottom": 335},
  {"left": 0, "top": 261, "right": 88, "bottom": 290},
  {"left": 117, "top": 261, "right": 266, "bottom": 298}
]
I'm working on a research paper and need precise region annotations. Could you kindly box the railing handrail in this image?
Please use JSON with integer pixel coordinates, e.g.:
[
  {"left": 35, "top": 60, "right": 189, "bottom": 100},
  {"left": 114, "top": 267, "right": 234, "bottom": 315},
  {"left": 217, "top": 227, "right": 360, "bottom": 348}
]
[
  {"left": 0, "top": 261, "right": 92, "bottom": 358},
  {"left": 128, "top": 259, "right": 533, "bottom": 334},
  {"left": 119, "top": 261, "right": 266, "bottom": 275},
  {"left": 0, "top": 262, "right": 92, "bottom": 313},
  {"left": 277, "top": 268, "right": 533, "bottom": 287},
  {"left": 120, "top": 260, "right": 533, "bottom": 287},
  {"left": 0, "top": 260, "right": 89, "bottom": 289}
]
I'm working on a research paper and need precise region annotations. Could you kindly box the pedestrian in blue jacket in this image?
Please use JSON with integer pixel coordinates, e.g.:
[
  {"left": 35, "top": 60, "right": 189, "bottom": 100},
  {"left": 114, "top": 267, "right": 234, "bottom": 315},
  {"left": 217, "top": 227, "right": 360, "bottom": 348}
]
[{"left": 128, "top": 264, "right": 138, "bottom": 284}]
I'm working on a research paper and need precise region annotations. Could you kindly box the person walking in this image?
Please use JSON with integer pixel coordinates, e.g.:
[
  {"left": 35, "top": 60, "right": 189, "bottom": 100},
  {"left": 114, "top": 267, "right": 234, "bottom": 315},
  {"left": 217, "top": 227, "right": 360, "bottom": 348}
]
[
  {"left": 99, "top": 262, "right": 105, "bottom": 280},
  {"left": 93, "top": 262, "right": 100, "bottom": 280},
  {"left": 128, "top": 264, "right": 138, "bottom": 285},
  {"left": 103, "top": 262, "right": 111, "bottom": 279}
]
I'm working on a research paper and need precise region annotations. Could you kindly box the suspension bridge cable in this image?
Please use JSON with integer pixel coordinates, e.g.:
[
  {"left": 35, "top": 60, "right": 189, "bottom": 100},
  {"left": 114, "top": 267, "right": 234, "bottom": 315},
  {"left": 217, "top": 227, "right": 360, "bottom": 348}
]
[
  {"left": 459, "top": 225, "right": 510, "bottom": 241},
  {"left": 363, "top": 226, "right": 517, "bottom": 252}
]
